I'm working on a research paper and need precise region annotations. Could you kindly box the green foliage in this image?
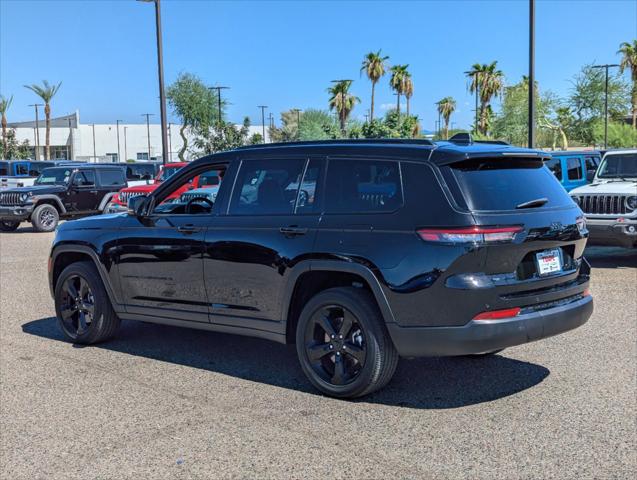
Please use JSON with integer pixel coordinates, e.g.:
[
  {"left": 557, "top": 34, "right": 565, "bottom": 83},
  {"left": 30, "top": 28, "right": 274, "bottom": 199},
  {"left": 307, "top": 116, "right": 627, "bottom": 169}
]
[
  {"left": 328, "top": 80, "right": 360, "bottom": 132},
  {"left": 0, "top": 129, "right": 31, "bottom": 159},
  {"left": 23, "top": 80, "right": 62, "bottom": 103},
  {"left": 248, "top": 132, "right": 263, "bottom": 145},
  {"left": 193, "top": 117, "right": 253, "bottom": 154},
  {"left": 592, "top": 120, "right": 637, "bottom": 148},
  {"left": 299, "top": 109, "right": 338, "bottom": 141}
]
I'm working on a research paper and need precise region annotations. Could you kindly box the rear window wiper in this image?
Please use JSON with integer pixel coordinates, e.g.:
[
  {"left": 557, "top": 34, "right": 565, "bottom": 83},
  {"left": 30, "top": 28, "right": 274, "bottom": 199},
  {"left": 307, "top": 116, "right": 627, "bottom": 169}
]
[{"left": 516, "top": 197, "right": 548, "bottom": 209}]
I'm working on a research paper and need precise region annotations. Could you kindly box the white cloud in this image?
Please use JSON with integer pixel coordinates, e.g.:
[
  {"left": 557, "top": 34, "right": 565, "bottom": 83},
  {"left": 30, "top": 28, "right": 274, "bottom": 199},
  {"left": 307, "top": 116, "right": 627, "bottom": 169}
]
[{"left": 380, "top": 103, "right": 397, "bottom": 111}]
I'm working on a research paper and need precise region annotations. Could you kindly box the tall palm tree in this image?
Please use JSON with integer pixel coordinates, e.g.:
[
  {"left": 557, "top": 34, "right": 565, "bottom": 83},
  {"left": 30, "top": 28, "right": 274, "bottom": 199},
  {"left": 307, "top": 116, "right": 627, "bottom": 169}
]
[
  {"left": 361, "top": 50, "right": 389, "bottom": 122},
  {"left": 436, "top": 97, "right": 456, "bottom": 139},
  {"left": 403, "top": 73, "right": 414, "bottom": 117},
  {"left": 0, "top": 94, "right": 13, "bottom": 159},
  {"left": 465, "top": 61, "right": 504, "bottom": 135},
  {"left": 618, "top": 40, "right": 637, "bottom": 128},
  {"left": 327, "top": 80, "right": 360, "bottom": 134},
  {"left": 390, "top": 64, "right": 409, "bottom": 116},
  {"left": 24, "top": 80, "right": 62, "bottom": 160}
]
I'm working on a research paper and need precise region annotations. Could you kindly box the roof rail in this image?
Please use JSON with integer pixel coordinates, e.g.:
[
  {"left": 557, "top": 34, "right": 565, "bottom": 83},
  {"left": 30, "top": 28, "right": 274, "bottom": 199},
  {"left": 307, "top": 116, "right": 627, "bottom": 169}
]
[
  {"left": 235, "top": 138, "right": 435, "bottom": 150},
  {"left": 447, "top": 132, "right": 509, "bottom": 146}
]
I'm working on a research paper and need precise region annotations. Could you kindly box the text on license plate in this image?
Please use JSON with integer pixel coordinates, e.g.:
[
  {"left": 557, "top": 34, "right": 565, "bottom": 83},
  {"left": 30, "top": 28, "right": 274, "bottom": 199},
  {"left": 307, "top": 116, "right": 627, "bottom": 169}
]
[{"left": 536, "top": 249, "right": 562, "bottom": 275}]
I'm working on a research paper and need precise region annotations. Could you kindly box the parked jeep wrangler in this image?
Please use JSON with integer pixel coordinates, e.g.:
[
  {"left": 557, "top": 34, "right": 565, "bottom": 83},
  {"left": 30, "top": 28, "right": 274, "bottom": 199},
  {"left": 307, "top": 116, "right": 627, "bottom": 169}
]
[
  {"left": 0, "top": 164, "right": 126, "bottom": 232},
  {"left": 48, "top": 138, "right": 593, "bottom": 398}
]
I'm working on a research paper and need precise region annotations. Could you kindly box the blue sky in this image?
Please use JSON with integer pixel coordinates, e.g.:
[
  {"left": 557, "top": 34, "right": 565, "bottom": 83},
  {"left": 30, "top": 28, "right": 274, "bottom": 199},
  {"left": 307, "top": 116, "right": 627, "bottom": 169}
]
[{"left": 1, "top": 0, "right": 636, "bottom": 130}]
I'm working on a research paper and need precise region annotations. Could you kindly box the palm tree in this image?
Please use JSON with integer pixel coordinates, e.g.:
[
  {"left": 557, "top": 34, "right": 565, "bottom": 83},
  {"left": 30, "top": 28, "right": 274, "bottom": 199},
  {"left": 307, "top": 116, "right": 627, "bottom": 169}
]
[
  {"left": 403, "top": 73, "right": 414, "bottom": 117},
  {"left": 361, "top": 50, "right": 389, "bottom": 122},
  {"left": 465, "top": 61, "right": 504, "bottom": 135},
  {"left": 327, "top": 80, "right": 360, "bottom": 134},
  {"left": 390, "top": 65, "right": 409, "bottom": 116},
  {"left": 0, "top": 94, "right": 13, "bottom": 159},
  {"left": 618, "top": 40, "right": 637, "bottom": 128},
  {"left": 24, "top": 80, "right": 62, "bottom": 160},
  {"left": 436, "top": 97, "right": 456, "bottom": 139}
]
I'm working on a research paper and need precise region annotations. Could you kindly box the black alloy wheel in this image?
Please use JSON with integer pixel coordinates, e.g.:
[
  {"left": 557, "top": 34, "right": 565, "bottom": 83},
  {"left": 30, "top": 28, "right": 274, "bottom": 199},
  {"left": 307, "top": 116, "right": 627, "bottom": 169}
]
[{"left": 58, "top": 275, "right": 96, "bottom": 338}]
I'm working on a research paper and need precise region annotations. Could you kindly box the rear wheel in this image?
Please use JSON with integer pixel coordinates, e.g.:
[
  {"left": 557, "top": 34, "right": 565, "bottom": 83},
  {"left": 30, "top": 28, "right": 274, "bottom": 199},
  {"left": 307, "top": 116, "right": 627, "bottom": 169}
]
[
  {"left": 296, "top": 287, "right": 398, "bottom": 398},
  {"left": 31, "top": 204, "right": 59, "bottom": 232},
  {"left": 0, "top": 220, "right": 20, "bottom": 232},
  {"left": 54, "top": 261, "right": 121, "bottom": 344}
]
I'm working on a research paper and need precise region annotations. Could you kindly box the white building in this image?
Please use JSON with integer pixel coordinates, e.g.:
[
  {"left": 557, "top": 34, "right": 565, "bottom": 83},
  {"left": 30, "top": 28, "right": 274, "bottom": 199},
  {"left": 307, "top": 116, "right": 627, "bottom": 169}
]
[{"left": 8, "top": 111, "right": 270, "bottom": 162}]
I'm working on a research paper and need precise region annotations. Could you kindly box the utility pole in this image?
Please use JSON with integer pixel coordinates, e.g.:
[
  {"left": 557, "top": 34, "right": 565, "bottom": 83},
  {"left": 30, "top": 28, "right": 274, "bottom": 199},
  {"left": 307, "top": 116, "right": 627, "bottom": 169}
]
[
  {"left": 268, "top": 112, "right": 274, "bottom": 130},
  {"left": 116, "top": 120, "right": 122, "bottom": 163},
  {"left": 124, "top": 127, "right": 128, "bottom": 161},
  {"left": 528, "top": 0, "right": 536, "bottom": 148},
  {"left": 91, "top": 124, "right": 97, "bottom": 162},
  {"left": 292, "top": 109, "right": 302, "bottom": 140},
  {"left": 209, "top": 86, "right": 229, "bottom": 125},
  {"left": 142, "top": 113, "right": 154, "bottom": 160},
  {"left": 257, "top": 105, "right": 268, "bottom": 143},
  {"left": 592, "top": 63, "right": 620, "bottom": 149},
  {"left": 28, "top": 103, "right": 42, "bottom": 160},
  {"left": 168, "top": 123, "right": 173, "bottom": 162},
  {"left": 138, "top": 0, "right": 169, "bottom": 164},
  {"left": 67, "top": 118, "right": 73, "bottom": 160}
]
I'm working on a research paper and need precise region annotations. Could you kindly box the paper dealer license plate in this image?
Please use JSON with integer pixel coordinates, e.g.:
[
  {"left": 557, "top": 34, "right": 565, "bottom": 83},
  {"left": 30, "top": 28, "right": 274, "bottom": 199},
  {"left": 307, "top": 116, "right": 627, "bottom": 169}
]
[{"left": 536, "top": 249, "right": 562, "bottom": 276}]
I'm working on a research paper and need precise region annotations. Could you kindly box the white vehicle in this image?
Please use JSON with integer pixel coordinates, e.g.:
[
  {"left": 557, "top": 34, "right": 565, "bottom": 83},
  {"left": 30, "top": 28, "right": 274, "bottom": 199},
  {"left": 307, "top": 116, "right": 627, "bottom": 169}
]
[{"left": 570, "top": 149, "right": 637, "bottom": 248}]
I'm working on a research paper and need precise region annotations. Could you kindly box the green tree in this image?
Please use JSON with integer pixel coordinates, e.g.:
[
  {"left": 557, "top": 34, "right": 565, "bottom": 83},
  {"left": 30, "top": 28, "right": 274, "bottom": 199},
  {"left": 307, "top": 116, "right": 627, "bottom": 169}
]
[
  {"left": 328, "top": 80, "right": 360, "bottom": 133},
  {"left": 0, "top": 129, "right": 31, "bottom": 159},
  {"left": 23, "top": 80, "right": 62, "bottom": 160},
  {"left": 436, "top": 97, "right": 456, "bottom": 139},
  {"left": 568, "top": 64, "right": 631, "bottom": 145},
  {"left": 0, "top": 94, "right": 13, "bottom": 159},
  {"left": 389, "top": 64, "right": 409, "bottom": 116},
  {"left": 618, "top": 40, "right": 637, "bottom": 128},
  {"left": 465, "top": 62, "right": 504, "bottom": 135},
  {"left": 403, "top": 72, "right": 414, "bottom": 117},
  {"left": 298, "top": 109, "right": 338, "bottom": 140},
  {"left": 193, "top": 117, "right": 252, "bottom": 154},
  {"left": 361, "top": 50, "right": 389, "bottom": 122},
  {"left": 593, "top": 120, "right": 637, "bottom": 147},
  {"left": 166, "top": 73, "right": 219, "bottom": 161}
]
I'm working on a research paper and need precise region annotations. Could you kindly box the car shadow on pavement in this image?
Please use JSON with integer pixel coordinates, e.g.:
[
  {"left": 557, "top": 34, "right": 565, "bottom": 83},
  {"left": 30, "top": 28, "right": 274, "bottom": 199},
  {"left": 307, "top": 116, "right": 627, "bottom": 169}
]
[
  {"left": 23, "top": 317, "right": 549, "bottom": 409},
  {"left": 584, "top": 247, "right": 637, "bottom": 269}
]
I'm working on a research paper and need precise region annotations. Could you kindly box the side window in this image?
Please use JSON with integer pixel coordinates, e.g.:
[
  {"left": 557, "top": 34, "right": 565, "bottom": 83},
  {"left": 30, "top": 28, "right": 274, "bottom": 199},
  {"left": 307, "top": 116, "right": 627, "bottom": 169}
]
[
  {"left": 28, "top": 162, "right": 52, "bottom": 176},
  {"left": 98, "top": 169, "right": 126, "bottom": 186},
  {"left": 73, "top": 170, "right": 95, "bottom": 187},
  {"left": 152, "top": 166, "right": 227, "bottom": 215},
  {"left": 324, "top": 159, "right": 403, "bottom": 213},
  {"left": 229, "top": 158, "right": 306, "bottom": 215},
  {"left": 296, "top": 159, "right": 321, "bottom": 214},
  {"left": 585, "top": 156, "right": 599, "bottom": 171},
  {"left": 567, "top": 157, "right": 582, "bottom": 180},
  {"left": 15, "top": 164, "right": 28, "bottom": 175},
  {"left": 545, "top": 158, "right": 562, "bottom": 179},
  {"left": 198, "top": 170, "right": 220, "bottom": 187}
]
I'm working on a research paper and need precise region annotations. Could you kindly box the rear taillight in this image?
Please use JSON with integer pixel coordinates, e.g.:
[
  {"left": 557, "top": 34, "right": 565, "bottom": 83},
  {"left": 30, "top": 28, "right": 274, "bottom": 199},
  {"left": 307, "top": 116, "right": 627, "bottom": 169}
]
[
  {"left": 473, "top": 307, "right": 521, "bottom": 321},
  {"left": 417, "top": 226, "right": 523, "bottom": 244}
]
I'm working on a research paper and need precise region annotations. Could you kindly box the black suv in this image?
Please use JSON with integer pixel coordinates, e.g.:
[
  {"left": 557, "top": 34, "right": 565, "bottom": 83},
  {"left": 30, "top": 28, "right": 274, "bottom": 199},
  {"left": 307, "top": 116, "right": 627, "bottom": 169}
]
[
  {"left": 0, "top": 164, "right": 126, "bottom": 232},
  {"left": 48, "top": 139, "right": 593, "bottom": 398}
]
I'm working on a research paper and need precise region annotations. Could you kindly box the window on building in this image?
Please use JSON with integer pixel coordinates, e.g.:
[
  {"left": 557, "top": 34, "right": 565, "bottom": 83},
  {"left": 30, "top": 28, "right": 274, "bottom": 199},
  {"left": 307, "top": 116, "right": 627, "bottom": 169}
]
[
  {"left": 137, "top": 152, "right": 149, "bottom": 161},
  {"left": 98, "top": 169, "right": 126, "bottom": 186},
  {"left": 106, "top": 153, "right": 119, "bottom": 163},
  {"left": 324, "top": 159, "right": 403, "bottom": 213},
  {"left": 567, "top": 157, "right": 583, "bottom": 180}
]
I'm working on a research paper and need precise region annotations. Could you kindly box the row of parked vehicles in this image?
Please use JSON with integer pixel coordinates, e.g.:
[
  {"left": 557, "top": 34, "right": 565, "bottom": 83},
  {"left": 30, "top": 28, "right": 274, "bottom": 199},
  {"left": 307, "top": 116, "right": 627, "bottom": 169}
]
[{"left": 0, "top": 147, "right": 635, "bottom": 249}]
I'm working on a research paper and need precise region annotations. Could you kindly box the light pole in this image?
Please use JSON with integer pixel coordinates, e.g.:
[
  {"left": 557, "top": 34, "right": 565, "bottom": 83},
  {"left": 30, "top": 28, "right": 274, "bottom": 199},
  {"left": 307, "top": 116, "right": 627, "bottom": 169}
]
[
  {"left": 168, "top": 122, "right": 173, "bottom": 162},
  {"left": 292, "top": 108, "right": 302, "bottom": 140},
  {"left": 209, "top": 86, "right": 229, "bottom": 124},
  {"left": 138, "top": 0, "right": 169, "bottom": 164},
  {"left": 268, "top": 112, "right": 274, "bottom": 130},
  {"left": 90, "top": 124, "right": 97, "bottom": 161},
  {"left": 28, "top": 103, "right": 42, "bottom": 160},
  {"left": 592, "top": 63, "right": 620, "bottom": 149},
  {"left": 124, "top": 127, "right": 128, "bottom": 161},
  {"left": 257, "top": 105, "right": 268, "bottom": 143},
  {"left": 116, "top": 120, "right": 122, "bottom": 163},
  {"left": 67, "top": 118, "right": 73, "bottom": 160},
  {"left": 528, "top": 0, "right": 536, "bottom": 148},
  {"left": 142, "top": 113, "right": 154, "bottom": 160}
]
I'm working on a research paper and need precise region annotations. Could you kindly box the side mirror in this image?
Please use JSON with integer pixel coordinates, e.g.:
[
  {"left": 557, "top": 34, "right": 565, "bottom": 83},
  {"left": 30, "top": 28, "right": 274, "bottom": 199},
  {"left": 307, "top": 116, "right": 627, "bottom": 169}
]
[{"left": 127, "top": 195, "right": 148, "bottom": 216}]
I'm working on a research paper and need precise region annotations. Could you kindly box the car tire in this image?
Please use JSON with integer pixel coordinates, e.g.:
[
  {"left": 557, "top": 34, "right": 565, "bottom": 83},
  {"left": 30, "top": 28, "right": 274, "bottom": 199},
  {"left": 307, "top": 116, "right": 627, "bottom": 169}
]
[
  {"left": 31, "top": 204, "right": 59, "bottom": 232},
  {"left": 54, "top": 261, "right": 121, "bottom": 344},
  {"left": 296, "top": 287, "right": 398, "bottom": 398},
  {"left": 0, "top": 220, "right": 20, "bottom": 232}
]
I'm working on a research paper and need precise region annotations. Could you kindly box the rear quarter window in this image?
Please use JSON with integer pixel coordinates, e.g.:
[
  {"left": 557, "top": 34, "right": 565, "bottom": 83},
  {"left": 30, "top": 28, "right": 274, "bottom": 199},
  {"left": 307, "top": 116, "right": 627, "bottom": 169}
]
[
  {"left": 98, "top": 169, "right": 126, "bottom": 186},
  {"left": 447, "top": 158, "right": 573, "bottom": 211}
]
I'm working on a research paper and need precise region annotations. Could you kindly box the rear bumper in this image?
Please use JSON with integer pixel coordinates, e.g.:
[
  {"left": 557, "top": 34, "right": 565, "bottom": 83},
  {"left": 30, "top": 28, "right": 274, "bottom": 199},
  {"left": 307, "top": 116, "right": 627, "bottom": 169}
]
[
  {"left": 0, "top": 205, "right": 34, "bottom": 222},
  {"left": 586, "top": 217, "right": 637, "bottom": 248},
  {"left": 387, "top": 295, "right": 593, "bottom": 357}
]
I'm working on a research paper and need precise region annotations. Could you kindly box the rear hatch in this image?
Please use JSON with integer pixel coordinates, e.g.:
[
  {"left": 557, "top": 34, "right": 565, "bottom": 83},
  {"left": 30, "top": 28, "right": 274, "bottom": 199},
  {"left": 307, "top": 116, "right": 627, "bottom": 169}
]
[{"left": 440, "top": 156, "right": 589, "bottom": 310}]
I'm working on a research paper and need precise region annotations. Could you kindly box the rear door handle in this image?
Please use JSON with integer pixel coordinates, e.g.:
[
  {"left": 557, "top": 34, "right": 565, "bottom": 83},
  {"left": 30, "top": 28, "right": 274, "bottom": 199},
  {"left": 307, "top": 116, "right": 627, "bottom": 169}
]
[
  {"left": 178, "top": 224, "right": 201, "bottom": 234},
  {"left": 279, "top": 226, "right": 308, "bottom": 237}
]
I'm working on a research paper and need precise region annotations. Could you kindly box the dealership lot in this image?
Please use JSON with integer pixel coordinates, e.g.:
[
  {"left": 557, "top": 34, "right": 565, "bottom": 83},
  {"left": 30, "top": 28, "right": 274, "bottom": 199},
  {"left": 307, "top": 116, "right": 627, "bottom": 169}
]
[{"left": 1, "top": 226, "right": 635, "bottom": 479}]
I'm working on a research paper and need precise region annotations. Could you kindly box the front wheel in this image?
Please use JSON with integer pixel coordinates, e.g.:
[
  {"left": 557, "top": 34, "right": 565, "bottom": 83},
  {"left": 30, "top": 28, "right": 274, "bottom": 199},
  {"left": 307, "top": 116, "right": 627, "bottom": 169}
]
[
  {"left": 296, "top": 287, "right": 398, "bottom": 398},
  {"left": 54, "top": 261, "right": 121, "bottom": 344},
  {"left": 0, "top": 220, "right": 20, "bottom": 232},
  {"left": 31, "top": 204, "right": 59, "bottom": 232}
]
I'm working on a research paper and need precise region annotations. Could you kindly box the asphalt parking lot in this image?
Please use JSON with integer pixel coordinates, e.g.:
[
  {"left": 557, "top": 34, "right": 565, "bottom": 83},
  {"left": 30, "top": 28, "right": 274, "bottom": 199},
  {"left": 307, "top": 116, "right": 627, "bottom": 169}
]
[{"left": 1, "top": 225, "right": 635, "bottom": 479}]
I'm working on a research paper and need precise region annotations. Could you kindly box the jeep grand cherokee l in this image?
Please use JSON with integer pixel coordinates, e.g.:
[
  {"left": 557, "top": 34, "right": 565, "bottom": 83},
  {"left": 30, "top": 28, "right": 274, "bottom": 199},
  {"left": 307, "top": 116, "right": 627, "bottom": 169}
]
[{"left": 48, "top": 138, "right": 593, "bottom": 398}]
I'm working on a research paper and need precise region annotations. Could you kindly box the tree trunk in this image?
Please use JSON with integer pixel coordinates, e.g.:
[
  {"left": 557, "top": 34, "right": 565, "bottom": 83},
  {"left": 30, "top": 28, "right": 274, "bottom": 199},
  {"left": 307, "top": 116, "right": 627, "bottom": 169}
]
[
  {"left": 1, "top": 114, "right": 6, "bottom": 159},
  {"left": 632, "top": 83, "right": 636, "bottom": 128},
  {"left": 396, "top": 94, "right": 400, "bottom": 117},
  {"left": 559, "top": 128, "right": 568, "bottom": 150},
  {"left": 406, "top": 96, "right": 410, "bottom": 117},
  {"left": 370, "top": 81, "right": 376, "bottom": 121},
  {"left": 340, "top": 110, "right": 346, "bottom": 135},
  {"left": 44, "top": 103, "right": 51, "bottom": 160},
  {"left": 178, "top": 124, "right": 188, "bottom": 162},
  {"left": 444, "top": 117, "right": 449, "bottom": 140}
]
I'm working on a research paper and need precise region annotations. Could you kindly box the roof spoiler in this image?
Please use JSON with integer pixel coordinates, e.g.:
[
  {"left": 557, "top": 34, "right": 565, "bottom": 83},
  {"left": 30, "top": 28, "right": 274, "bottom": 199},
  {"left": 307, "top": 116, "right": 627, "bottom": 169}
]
[{"left": 447, "top": 132, "right": 509, "bottom": 146}]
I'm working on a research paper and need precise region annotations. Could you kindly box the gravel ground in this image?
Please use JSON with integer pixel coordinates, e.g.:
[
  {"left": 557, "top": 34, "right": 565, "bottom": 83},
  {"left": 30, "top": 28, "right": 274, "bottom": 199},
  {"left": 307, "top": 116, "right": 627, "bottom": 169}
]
[{"left": 1, "top": 226, "right": 635, "bottom": 479}]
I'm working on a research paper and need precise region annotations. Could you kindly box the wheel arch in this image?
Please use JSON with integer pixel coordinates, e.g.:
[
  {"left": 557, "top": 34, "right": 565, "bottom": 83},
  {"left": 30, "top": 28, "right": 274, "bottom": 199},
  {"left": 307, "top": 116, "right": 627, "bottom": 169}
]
[
  {"left": 34, "top": 195, "right": 66, "bottom": 215},
  {"left": 98, "top": 192, "right": 118, "bottom": 212},
  {"left": 283, "top": 260, "right": 395, "bottom": 344}
]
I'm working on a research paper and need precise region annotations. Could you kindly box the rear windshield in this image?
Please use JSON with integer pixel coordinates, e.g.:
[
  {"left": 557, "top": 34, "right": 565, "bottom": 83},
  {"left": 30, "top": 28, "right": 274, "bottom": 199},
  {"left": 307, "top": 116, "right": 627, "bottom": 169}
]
[
  {"left": 449, "top": 158, "right": 573, "bottom": 211},
  {"left": 597, "top": 153, "right": 637, "bottom": 179}
]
